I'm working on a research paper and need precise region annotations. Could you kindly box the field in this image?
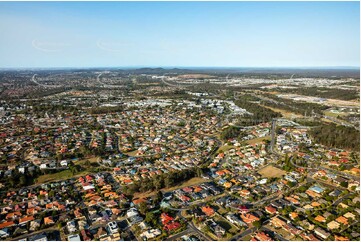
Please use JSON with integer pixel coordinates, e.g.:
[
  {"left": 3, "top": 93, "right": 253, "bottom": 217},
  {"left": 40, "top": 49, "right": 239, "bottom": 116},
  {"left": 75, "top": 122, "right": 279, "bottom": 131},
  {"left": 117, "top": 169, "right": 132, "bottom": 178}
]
[
  {"left": 324, "top": 110, "right": 348, "bottom": 118},
  {"left": 246, "top": 136, "right": 270, "bottom": 145},
  {"left": 217, "top": 145, "right": 236, "bottom": 153},
  {"left": 258, "top": 165, "right": 286, "bottom": 178},
  {"left": 35, "top": 169, "right": 89, "bottom": 184},
  {"left": 35, "top": 158, "right": 100, "bottom": 184},
  {"left": 124, "top": 150, "right": 138, "bottom": 156},
  {"left": 74, "top": 156, "right": 99, "bottom": 166},
  {"left": 260, "top": 105, "right": 303, "bottom": 119}
]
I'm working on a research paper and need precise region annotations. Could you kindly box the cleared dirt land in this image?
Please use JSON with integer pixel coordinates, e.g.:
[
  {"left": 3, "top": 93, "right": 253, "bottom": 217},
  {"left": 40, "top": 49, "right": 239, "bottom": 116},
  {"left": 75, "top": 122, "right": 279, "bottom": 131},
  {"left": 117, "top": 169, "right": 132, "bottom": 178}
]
[
  {"left": 278, "top": 94, "right": 359, "bottom": 108},
  {"left": 258, "top": 165, "right": 286, "bottom": 178}
]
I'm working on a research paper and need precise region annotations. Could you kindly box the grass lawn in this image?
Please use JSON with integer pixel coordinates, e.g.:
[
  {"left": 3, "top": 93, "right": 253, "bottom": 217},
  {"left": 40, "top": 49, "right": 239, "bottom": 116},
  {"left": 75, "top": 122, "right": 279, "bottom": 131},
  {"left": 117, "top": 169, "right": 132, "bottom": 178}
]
[
  {"left": 74, "top": 156, "right": 99, "bottom": 166},
  {"left": 213, "top": 204, "right": 228, "bottom": 215},
  {"left": 321, "top": 118, "right": 334, "bottom": 123},
  {"left": 35, "top": 156, "right": 108, "bottom": 184},
  {"left": 214, "top": 214, "right": 239, "bottom": 235},
  {"left": 259, "top": 105, "right": 303, "bottom": 119},
  {"left": 324, "top": 111, "right": 347, "bottom": 117},
  {"left": 36, "top": 169, "right": 86, "bottom": 184},
  {"left": 241, "top": 234, "right": 252, "bottom": 241},
  {"left": 229, "top": 226, "right": 240, "bottom": 235},
  {"left": 203, "top": 230, "right": 219, "bottom": 241},
  {"left": 258, "top": 165, "right": 286, "bottom": 178},
  {"left": 217, "top": 145, "right": 236, "bottom": 153},
  {"left": 125, "top": 150, "right": 138, "bottom": 156},
  {"left": 246, "top": 136, "right": 270, "bottom": 145}
]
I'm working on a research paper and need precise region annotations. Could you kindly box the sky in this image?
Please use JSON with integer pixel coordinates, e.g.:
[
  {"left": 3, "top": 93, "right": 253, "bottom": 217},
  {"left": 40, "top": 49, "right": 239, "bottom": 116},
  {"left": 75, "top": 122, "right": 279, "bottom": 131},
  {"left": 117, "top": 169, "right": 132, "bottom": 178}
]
[{"left": 0, "top": 1, "right": 359, "bottom": 68}]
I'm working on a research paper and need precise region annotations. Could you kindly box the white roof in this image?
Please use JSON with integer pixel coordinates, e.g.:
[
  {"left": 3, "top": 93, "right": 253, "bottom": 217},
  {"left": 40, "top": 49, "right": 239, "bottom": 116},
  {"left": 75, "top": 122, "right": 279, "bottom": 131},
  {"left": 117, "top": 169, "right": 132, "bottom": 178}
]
[
  {"left": 83, "top": 185, "right": 95, "bottom": 191},
  {"left": 68, "top": 234, "right": 81, "bottom": 241}
]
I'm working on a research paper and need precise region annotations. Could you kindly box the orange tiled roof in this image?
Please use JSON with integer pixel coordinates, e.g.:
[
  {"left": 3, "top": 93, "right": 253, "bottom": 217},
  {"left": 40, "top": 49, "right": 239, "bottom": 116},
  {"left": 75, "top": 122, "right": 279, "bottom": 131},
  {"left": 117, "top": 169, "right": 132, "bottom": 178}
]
[
  {"left": 335, "top": 235, "right": 349, "bottom": 241},
  {"left": 350, "top": 168, "right": 360, "bottom": 174},
  {"left": 0, "top": 221, "right": 15, "bottom": 229},
  {"left": 311, "top": 202, "right": 321, "bottom": 207},
  {"left": 26, "top": 208, "right": 37, "bottom": 215},
  {"left": 111, "top": 208, "right": 121, "bottom": 215},
  {"left": 193, "top": 186, "right": 202, "bottom": 193},
  {"left": 44, "top": 216, "right": 54, "bottom": 225},
  {"left": 45, "top": 203, "right": 54, "bottom": 209},
  {"left": 265, "top": 205, "right": 277, "bottom": 214},
  {"left": 289, "top": 212, "right": 298, "bottom": 220},
  {"left": 241, "top": 213, "right": 259, "bottom": 224},
  {"left": 315, "top": 215, "right": 326, "bottom": 223},
  {"left": 271, "top": 217, "right": 286, "bottom": 228},
  {"left": 306, "top": 190, "right": 321, "bottom": 198},
  {"left": 6, "top": 211, "right": 21, "bottom": 219},
  {"left": 255, "top": 232, "right": 272, "bottom": 241},
  {"left": 240, "top": 190, "right": 250, "bottom": 196},
  {"left": 19, "top": 216, "right": 34, "bottom": 224},
  {"left": 336, "top": 216, "right": 348, "bottom": 225},
  {"left": 285, "top": 196, "right": 299, "bottom": 204},
  {"left": 201, "top": 206, "right": 215, "bottom": 217}
]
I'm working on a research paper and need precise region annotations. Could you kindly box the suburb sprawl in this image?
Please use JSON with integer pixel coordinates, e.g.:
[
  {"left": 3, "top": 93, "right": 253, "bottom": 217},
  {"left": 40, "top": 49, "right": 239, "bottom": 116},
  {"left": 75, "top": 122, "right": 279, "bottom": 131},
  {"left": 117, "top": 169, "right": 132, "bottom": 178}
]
[{"left": 0, "top": 68, "right": 359, "bottom": 241}]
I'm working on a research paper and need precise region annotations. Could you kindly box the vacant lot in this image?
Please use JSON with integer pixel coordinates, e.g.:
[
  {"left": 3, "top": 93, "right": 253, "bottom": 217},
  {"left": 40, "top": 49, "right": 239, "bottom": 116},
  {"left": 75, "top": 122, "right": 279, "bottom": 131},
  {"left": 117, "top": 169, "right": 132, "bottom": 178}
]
[
  {"left": 246, "top": 136, "right": 270, "bottom": 145},
  {"left": 74, "top": 156, "right": 99, "bottom": 166},
  {"left": 260, "top": 105, "right": 303, "bottom": 119},
  {"left": 36, "top": 169, "right": 89, "bottom": 184},
  {"left": 324, "top": 111, "right": 347, "bottom": 118},
  {"left": 217, "top": 145, "right": 236, "bottom": 153},
  {"left": 258, "top": 165, "right": 286, "bottom": 178}
]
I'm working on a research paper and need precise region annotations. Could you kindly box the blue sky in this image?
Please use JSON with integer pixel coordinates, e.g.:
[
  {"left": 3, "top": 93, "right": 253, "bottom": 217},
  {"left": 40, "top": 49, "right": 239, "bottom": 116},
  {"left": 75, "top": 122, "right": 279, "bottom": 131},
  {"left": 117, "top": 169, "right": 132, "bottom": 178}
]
[{"left": 0, "top": 1, "right": 359, "bottom": 68}]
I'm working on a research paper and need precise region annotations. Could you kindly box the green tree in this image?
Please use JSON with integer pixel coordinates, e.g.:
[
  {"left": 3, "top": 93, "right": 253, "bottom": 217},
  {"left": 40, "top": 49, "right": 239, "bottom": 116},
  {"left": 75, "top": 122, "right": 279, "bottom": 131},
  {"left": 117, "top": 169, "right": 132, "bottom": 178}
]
[
  {"left": 145, "top": 212, "right": 156, "bottom": 226},
  {"left": 340, "top": 181, "right": 348, "bottom": 188},
  {"left": 252, "top": 220, "right": 262, "bottom": 229},
  {"left": 139, "top": 202, "right": 148, "bottom": 215}
]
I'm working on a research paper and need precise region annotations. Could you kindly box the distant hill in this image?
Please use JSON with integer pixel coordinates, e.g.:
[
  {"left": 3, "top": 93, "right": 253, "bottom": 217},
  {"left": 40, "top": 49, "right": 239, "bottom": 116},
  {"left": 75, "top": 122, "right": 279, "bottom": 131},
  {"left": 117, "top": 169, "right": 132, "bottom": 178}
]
[
  {"left": 1, "top": 67, "right": 359, "bottom": 78},
  {"left": 122, "top": 67, "right": 360, "bottom": 78}
]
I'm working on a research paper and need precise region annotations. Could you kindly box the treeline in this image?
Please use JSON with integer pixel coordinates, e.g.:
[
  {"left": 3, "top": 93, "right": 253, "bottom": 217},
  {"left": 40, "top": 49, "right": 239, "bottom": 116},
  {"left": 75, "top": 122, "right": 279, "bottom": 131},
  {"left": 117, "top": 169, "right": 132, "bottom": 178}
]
[
  {"left": 234, "top": 95, "right": 281, "bottom": 126},
  {"left": 0, "top": 168, "right": 41, "bottom": 189},
  {"left": 87, "top": 105, "right": 124, "bottom": 114},
  {"left": 220, "top": 126, "right": 245, "bottom": 141},
  {"left": 32, "top": 104, "right": 78, "bottom": 113},
  {"left": 123, "top": 168, "right": 200, "bottom": 195},
  {"left": 309, "top": 124, "right": 360, "bottom": 151}
]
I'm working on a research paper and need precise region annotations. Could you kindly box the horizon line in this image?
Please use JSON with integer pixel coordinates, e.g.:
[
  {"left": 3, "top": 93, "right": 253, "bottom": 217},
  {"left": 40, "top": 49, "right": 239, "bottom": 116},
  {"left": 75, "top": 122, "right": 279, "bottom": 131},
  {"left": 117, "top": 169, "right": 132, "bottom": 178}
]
[{"left": 0, "top": 66, "right": 360, "bottom": 71}]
